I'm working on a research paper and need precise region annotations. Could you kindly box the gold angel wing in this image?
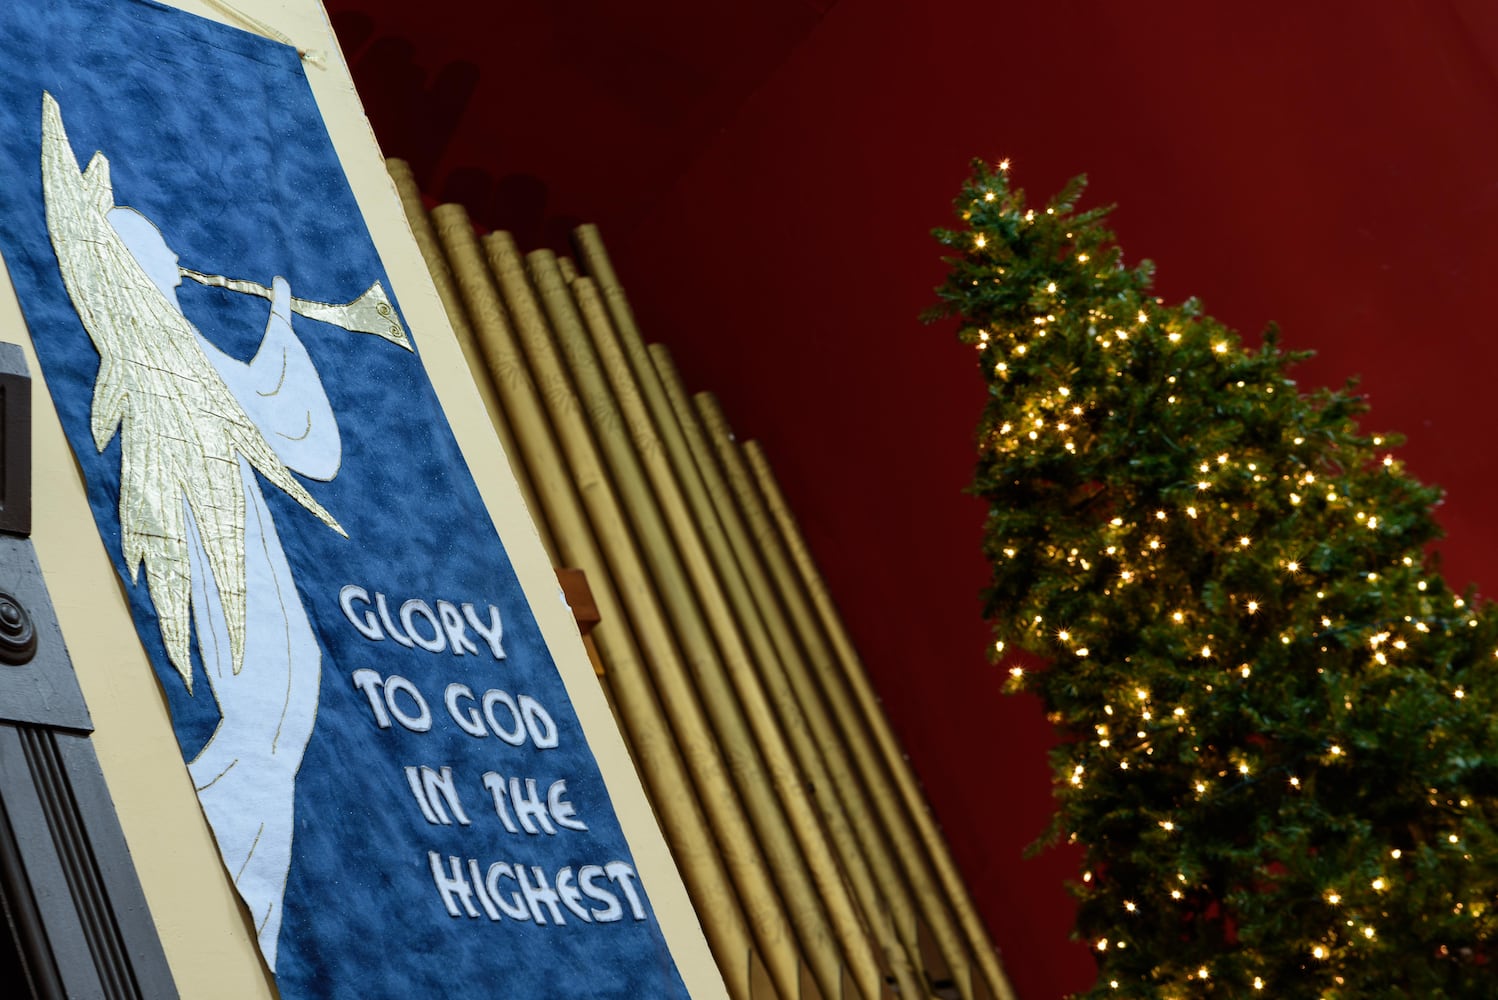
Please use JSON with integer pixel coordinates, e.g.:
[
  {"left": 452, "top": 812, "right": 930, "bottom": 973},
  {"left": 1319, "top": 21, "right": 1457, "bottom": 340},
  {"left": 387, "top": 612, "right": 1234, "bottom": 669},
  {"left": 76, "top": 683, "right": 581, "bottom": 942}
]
[{"left": 40, "top": 93, "right": 345, "bottom": 690}]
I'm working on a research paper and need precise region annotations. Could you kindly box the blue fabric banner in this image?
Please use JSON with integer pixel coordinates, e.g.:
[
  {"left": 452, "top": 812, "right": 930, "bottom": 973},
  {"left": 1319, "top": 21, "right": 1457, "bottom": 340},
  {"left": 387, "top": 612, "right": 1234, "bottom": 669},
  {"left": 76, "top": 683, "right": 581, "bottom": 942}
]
[{"left": 0, "top": 2, "right": 689, "bottom": 997}]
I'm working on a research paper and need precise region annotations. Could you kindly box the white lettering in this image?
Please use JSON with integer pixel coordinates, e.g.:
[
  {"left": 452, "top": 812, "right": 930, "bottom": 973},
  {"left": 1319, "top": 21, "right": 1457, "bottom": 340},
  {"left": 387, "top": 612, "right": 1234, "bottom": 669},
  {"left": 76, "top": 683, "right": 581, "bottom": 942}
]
[
  {"left": 463, "top": 689, "right": 558, "bottom": 746},
  {"left": 339, "top": 586, "right": 383, "bottom": 640},
  {"left": 519, "top": 695, "right": 558, "bottom": 749},
  {"left": 479, "top": 774, "right": 587, "bottom": 835},
  {"left": 555, "top": 867, "right": 593, "bottom": 922},
  {"left": 514, "top": 864, "right": 566, "bottom": 924},
  {"left": 463, "top": 602, "right": 505, "bottom": 660},
  {"left": 481, "top": 689, "right": 526, "bottom": 745},
  {"left": 547, "top": 780, "right": 587, "bottom": 832},
  {"left": 437, "top": 600, "right": 479, "bottom": 655},
  {"left": 400, "top": 600, "right": 447, "bottom": 653},
  {"left": 353, "top": 670, "right": 431, "bottom": 732},
  {"left": 351, "top": 668, "right": 392, "bottom": 728},
  {"left": 376, "top": 591, "right": 415, "bottom": 648},
  {"left": 467, "top": 859, "right": 502, "bottom": 921},
  {"left": 444, "top": 683, "right": 487, "bottom": 737},
  {"left": 384, "top": 674, "right": 432, "bottom": 732},
  {"left": 481, "top": 771, "right": 519, "bottom": 834},
  {"left": 579, "top": 865, "right": 623, "bottom": 922},
  {"left": 405, "top": 766, "right": 440, "bottom": 823},
  {"left": 433, "top": 857, "right": 648, "bottom": 925},
  {"left": 606, "top": 861, "right": 647, "bottom": 920},
  {"left": 341, "top": 587, "right": 506, "bottom": 661},
  {"left": 404, "top": 765, "right": 469, "bottom": 826},
  {"left": 429, "top": 853, "right": 479, "bottom": 918},
  {"left": 509, "top": 777, "right": 554, "bottom": 835},
  {"left": 485, "top": 862, "right": 530, "bottom": 920}
]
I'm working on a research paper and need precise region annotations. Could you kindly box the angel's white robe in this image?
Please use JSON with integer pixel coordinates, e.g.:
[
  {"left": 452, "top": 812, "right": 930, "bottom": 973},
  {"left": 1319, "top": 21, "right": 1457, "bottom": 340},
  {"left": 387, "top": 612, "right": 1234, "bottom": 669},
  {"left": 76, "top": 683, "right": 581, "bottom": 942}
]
[
  {"left": 181, "top": 283, "right": 339, "bottom": 970},
  {"left": 40, "top": 94, "right": 344, "bottom": 974}
]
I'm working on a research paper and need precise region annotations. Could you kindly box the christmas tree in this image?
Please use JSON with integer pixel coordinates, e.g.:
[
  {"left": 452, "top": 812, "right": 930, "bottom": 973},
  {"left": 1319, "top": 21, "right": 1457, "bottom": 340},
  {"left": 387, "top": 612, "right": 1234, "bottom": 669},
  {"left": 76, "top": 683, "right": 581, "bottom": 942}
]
[{"left": 929, "top": 160, "right": 1498, "bottom": 998}]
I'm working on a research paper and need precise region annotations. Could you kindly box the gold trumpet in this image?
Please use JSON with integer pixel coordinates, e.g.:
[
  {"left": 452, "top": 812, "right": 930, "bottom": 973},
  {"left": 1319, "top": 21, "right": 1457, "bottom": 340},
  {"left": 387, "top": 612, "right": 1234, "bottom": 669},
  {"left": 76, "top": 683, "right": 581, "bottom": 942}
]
[{"left": 179, "top": 267, "right": 413, "bottom": 351}]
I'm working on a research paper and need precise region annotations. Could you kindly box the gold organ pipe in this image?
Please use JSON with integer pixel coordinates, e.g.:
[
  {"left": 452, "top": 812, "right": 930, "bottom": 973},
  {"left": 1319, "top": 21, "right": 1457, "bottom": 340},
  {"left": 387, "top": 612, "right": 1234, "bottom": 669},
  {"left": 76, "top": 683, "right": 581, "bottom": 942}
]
[
  {"left": 697, "top": 392, "right": 982, "bottom": 994},
  {"left": 647, "top": 345, "right": 940, "bottom": 994},
  {"left": 743, "top": 440, "right": 1017, "bottom": 1000}
]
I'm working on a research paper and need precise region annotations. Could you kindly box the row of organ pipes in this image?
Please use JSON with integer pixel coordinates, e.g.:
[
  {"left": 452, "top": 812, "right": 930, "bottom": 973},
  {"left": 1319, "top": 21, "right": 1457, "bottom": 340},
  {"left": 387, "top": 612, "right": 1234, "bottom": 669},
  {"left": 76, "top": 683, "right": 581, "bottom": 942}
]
[{"left": 387, "top": 159, "right": 1016, "bottom": 1000}]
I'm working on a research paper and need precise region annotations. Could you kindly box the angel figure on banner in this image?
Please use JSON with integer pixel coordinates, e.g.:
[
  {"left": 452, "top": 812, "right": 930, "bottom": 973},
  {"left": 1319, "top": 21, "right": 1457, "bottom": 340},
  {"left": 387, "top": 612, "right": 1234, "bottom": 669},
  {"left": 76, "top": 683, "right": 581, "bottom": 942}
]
[{"left": 39, "top": 93, "right": 410, "bottom": 969}]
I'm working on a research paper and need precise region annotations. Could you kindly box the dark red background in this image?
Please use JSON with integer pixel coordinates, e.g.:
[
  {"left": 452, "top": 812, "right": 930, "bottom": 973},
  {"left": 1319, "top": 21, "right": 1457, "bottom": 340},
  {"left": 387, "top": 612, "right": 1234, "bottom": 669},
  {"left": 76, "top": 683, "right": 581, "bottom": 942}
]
[{"left": 322, "top": 2, "right": 1498, "bottom": 995}]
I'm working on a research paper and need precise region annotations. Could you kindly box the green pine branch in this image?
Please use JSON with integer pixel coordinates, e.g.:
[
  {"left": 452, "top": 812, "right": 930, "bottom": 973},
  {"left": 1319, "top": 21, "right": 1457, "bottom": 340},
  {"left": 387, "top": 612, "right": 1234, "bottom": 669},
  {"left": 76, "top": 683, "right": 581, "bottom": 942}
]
[{"left": 933, "top": 159, "right": 1498, "bottom": 998}]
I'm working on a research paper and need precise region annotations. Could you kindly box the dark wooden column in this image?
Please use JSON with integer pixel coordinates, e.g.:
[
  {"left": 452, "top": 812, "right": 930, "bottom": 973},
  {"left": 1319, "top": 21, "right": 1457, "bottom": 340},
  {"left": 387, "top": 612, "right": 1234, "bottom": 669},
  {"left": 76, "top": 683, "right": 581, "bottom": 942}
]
[{"left": 0, "top": 342, "right": 178, "bottom": 999}]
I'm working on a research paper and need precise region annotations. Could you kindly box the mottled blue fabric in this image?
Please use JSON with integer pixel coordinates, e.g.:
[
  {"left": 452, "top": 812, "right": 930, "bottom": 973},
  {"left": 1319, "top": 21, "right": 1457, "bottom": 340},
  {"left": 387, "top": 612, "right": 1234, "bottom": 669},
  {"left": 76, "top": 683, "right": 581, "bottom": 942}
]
[{"left": 0, "top": 2, "right": 688, "bottom": 997}]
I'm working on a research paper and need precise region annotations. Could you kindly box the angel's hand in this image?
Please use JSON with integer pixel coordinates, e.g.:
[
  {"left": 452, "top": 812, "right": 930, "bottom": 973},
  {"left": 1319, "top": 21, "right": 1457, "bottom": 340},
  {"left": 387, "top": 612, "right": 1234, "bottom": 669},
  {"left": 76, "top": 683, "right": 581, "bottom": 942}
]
[{"left": 270, "top": 275, "right": 292, "bottom": 324}]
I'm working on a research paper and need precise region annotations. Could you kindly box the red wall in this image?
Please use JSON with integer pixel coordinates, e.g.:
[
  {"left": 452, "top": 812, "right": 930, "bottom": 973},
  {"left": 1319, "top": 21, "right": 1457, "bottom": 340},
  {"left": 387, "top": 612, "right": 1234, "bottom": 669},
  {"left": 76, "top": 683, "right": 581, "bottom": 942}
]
[{"left": 329, "top": 3, "right": 1498, "bottom": 995}]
